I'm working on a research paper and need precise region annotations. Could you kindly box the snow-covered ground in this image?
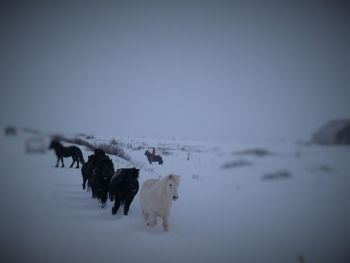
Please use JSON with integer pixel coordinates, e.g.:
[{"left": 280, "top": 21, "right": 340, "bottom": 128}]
[{"left": 1, "top": 132, "right": 349, "bottom": 263}]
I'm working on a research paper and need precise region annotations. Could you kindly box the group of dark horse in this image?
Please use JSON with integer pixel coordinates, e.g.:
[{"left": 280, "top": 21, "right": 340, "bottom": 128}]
[
  {"left": 49, "top": 140, "right": 139, "bottom": 215},
  {"left": 48, "top": 140, "right": 164, "bottom": 167}
]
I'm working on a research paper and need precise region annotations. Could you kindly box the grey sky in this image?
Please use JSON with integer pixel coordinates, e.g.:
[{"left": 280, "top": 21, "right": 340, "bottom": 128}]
[{"left": 1, "top": 1, "right": 349, "bottom": 141}]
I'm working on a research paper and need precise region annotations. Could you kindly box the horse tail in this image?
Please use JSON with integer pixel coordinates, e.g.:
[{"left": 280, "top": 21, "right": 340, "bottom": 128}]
[{"left": 79, "top": 151, "right": 85, "bottom": 165}]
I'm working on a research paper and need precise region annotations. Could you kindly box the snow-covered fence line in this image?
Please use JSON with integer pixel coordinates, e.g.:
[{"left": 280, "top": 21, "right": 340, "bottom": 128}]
[{"left": 51, "top": 135, "right": 132, "bottom": 162}]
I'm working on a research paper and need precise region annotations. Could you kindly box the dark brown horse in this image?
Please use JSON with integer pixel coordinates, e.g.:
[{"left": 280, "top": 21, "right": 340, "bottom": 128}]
[{"left": 49, "top": 140, "right": 85, "bottom": 168}]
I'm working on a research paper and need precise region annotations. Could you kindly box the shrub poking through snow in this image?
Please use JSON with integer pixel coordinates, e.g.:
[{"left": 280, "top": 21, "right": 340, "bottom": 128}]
[
  {"left": 221, "top": 159, "right": 253, "bottom": 169},
  {"left": 96, "top": 143, "right": 131, "bottom": 161},
  {"left": 109, "top": 138, "right": 118, "bottom": 145},
  {"left": 233, "top": 148, "right": 272, "bottom": 157},
  {"left": 261, "top": 170, "right": 291, "bottom": 180}
]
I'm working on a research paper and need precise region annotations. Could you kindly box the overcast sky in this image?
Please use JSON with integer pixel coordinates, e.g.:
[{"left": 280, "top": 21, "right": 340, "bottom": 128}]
[{"left": 1, "top": 1, "right": 349, "bottom": 141}]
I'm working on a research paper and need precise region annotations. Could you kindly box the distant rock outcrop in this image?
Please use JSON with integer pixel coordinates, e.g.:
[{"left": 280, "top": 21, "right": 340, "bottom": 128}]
[
  {"left": 312, "top": 119, "right": 350, "bottom": 145},
  {"left": 5, "top": 126, "right": 17, "bottom": 136}
]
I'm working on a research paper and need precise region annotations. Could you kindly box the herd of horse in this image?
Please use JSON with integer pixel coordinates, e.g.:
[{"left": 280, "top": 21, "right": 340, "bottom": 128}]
[{"left": 48, "top": 140, "right": 180, "bottom": 231}]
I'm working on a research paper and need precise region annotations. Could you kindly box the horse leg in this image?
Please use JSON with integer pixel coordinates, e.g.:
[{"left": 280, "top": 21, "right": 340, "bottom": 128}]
[
  {"left": 55, "top": 157, "right": 59, "bottom": 167},
  {"left": 162, "top": 215, "right": 169, "bottom": 232},
  {"left": 142, "top": 210, "right": 149, "bottom": 221},
  {"left": 91, "top": 184, "right": 96, "bottom": 198},
  {"left": 87, "top": 180, "right": 91, "bottom": 191},
  {"left": 82, "top": 177, "right": 87, "bottom": 190},
  {"left": 146, "top": 212, "right": 157, "bottom": 227},
  {"left": 101, "top": 191, "right": 108, "bottom": 208},
  {"left": 112, "top": 194, "right": 121, "bottom": 215},
  {"left": 76, "top": 157, "right": 79, "bottom": 169},
  {"left": 123, "top": 195, "right": 135, "bottom": 216},
  {"left": 61, "top": 157, "right": 65, "bottom": 167},
  {"left": 124, "top": 201, "right": 130, "bottom": 216},
  {"left": 70, "top": 158, "right": 75, "bottom": 168}
]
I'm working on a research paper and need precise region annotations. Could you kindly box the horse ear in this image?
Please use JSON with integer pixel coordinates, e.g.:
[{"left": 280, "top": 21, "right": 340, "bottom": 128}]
[{"left": 169, "top": 174, "right": 180, "bottom": 183}]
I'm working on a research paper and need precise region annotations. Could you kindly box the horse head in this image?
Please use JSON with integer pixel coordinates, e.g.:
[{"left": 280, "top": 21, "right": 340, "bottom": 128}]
[
  {"left": 165, "top": 174, "right": 180, "bottom": 201},
  {"left": 48, "top": 140, "right": 60, "bottom": 149},
  {"left": 126, "top": 168, "right": 139, "bottom": 190},
  {"left": 129, "top": 168, "right": 139, "bottom": 178},
  {"left": 94, "top": 148, "right": 106, "bottom": 158}
]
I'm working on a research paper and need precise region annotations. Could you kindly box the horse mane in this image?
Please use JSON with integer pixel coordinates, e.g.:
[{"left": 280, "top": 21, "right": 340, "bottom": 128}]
[
  {"left": 163, "top": 174, "right": 180, "bottom": 184},
  {"left": 50, "top": 140, "right": 63, "bottom": 148}
]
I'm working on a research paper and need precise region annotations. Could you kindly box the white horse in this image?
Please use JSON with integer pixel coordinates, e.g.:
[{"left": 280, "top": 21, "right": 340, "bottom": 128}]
[{"left": 140, "top": 174, "right": 181, "bottom": 232}]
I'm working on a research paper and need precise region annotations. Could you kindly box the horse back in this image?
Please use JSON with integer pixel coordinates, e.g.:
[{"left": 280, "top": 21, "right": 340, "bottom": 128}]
[
  {"left": 58, "top": 145, "right": 82, "bottom": 157},
  {"left": 140, "top": 179, "right": 169, "bottom": 214},
  {"left": 111, "top": 169, "right": 139, "bottom": 190},
  {"left": 140, "top": 179, "right": 161, "bottom": 198},
  {"left": 141, "top": 179, "right": 158, "bottom": 189},
  {"left": 68, "top": 145, "right": 82, "bottom": 154}
]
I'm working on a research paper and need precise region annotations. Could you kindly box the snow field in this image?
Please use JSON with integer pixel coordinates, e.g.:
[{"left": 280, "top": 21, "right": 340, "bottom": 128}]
[{"left": 1, "top": 133, "right": 349, "bottom": 263}]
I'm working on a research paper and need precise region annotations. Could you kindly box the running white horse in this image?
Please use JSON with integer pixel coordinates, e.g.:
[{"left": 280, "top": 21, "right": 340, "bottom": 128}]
[{"left": 140, "top": 174, "right": 181, "bottom": 232}]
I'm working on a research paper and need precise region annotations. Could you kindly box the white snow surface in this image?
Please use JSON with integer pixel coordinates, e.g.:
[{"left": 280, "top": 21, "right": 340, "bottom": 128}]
[{"left": 1, "top": 133, "right": 350, "bottom": 263}]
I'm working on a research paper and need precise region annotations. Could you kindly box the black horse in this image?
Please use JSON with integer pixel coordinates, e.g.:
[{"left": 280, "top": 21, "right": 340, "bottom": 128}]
[
  {"left": 81, "top": 154, "right": 94, "bottom": 190},
  {"left": 144, "top": 150, "right": 163, "bottom": 164},
  {"left": 89, "top": 149, "right": 114, "bottom": 207},
  {"left": 81, "top": 149, "right": 107, "bottom": 191},
  {"left": 109, "top": 168, "right": 139, "bottom": 216},
  {"left": 49, "top": 140, "right": 85, "bottom": 168}
]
